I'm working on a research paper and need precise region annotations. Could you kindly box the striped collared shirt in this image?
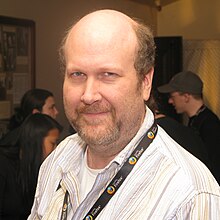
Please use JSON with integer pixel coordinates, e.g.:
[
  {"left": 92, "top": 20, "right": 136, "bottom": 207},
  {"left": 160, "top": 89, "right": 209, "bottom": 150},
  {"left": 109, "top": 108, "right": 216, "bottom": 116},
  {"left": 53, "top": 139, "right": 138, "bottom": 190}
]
[{"left": 28, "top": 108, "right": 220, "bottom": 220}]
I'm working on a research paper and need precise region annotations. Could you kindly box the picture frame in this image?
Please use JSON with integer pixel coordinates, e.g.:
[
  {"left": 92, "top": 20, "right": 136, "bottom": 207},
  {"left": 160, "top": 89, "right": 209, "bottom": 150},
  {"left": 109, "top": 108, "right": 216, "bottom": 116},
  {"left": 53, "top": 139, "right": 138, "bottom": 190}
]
[{"left": 0, "top": 15, "right": 35, "bottom": 137}]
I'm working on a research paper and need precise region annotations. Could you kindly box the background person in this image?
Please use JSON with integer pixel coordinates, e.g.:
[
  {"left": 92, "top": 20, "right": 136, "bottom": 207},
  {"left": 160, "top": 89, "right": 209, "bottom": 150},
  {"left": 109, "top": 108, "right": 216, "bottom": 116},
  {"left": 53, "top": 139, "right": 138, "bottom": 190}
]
[
  {"left": 0, "top": 113, "right": 62, "bottom": 219},
  {"left": 8, "top": 88, "right": 59, "bottom": 131},
  {"left": 158, "top": 70, "right": 220, "bottom": 184},
  {"left": 0, "top": 88, "right": 59, "bottom": 146},
  {"left": 29, "top": 10, "right": 220, "bottom": 220},
  {"left": 146, "top": 89, "right": 212, "bottom": 170}
]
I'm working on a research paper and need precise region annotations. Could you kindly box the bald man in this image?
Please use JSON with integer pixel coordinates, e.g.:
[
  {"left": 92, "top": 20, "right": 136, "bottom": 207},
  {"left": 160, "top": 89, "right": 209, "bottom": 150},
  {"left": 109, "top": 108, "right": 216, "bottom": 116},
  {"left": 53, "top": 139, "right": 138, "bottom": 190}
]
[{"left": 29, "top": 10, "right": 220, "bottom": 219}]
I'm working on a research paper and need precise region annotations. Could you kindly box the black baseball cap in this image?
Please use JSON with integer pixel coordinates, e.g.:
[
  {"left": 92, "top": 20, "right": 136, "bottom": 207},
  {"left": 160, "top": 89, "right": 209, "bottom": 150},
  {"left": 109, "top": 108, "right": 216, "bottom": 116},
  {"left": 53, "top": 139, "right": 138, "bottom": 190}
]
[{"left": 157, "top": 71, "right": 203, "bottom": 94}]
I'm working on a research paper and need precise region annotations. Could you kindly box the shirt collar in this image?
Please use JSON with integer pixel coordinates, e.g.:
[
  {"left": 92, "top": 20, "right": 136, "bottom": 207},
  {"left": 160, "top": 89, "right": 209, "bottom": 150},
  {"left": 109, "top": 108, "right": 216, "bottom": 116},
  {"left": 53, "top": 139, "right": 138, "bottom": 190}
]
[{"left": 104, "top": 106, "right": 155, "bottom": 168}]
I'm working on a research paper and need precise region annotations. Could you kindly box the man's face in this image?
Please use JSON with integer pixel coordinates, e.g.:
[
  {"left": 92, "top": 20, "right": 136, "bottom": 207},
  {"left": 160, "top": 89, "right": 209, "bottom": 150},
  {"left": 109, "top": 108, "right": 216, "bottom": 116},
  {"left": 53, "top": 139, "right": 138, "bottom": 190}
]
[
  {"left": 63, "top": 20, "right": 153, "bottom": 148},
  {"left": 168, "top": 92, "right": 186, "bottom": 114},
  {"left": 42, "top": 96, "right": 59, "bottom": 119}
]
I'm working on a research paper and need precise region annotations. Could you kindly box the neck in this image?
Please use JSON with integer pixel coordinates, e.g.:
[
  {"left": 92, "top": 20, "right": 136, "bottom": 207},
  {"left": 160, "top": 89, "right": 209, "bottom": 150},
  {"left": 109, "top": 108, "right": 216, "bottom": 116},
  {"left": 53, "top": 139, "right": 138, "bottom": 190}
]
[
  {"left": 186, "top": 99, "right": 204, "bottom": 117},
  {"left": 155, "top": 113, "right": 165, "bottom": 119},
  {"left": 86, "top": 131, "right": 136, "bottom": 169},
  {"left": 86, "top": 147, "right": 117, "bottom": 169},
  {"left": 86, "top": 123, "right": 142, "bottom": 169}
]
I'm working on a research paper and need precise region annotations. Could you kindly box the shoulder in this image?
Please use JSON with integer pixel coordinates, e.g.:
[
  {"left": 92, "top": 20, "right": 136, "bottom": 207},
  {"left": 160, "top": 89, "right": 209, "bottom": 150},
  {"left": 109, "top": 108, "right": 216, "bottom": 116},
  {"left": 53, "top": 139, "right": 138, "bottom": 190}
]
[
  {"left": 0, "top": 127, "right": 20, "bottom": 146},
  {"left": 130, "top": 127, "right": 220, "bottom": 215},
  {"left": 33, "top": 134, "right": 85, "bottom": 215},
  {"left": 37, "top": 133, "right": 85, "bottom": 190},
  {"left": 153, "top": 127, "right": 219, "bottom": 193},
  {"left": 199, "top": 107, "right": 220, "bottom": 122},
  {"left": 191, "top": 107, "right": 220, "bottom": 132},
  {"left": 40, "top": 133, "right": 85, "bottom": 172}
]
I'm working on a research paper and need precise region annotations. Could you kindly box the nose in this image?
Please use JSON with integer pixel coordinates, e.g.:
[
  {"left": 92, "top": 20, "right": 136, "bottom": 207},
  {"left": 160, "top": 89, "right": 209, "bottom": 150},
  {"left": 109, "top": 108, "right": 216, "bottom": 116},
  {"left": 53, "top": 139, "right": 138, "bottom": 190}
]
[
  {"left": 168, "top": 97, "right": 173, "bottom": 104},
  {"left": 54, "top": 107, "right": 59, "bottom": 116},
  {"left": 81, "top": 78, "right": 102, "bottom": 104}
]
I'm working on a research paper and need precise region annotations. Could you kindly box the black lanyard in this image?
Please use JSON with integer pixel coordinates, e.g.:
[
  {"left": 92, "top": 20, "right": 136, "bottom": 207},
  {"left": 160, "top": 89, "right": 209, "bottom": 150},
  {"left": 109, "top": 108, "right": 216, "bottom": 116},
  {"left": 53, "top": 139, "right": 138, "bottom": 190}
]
[
  {"left": 60, "top": 190, "right": 69, "bottom": 220},
  {"left": 60, "top": 122, "right": 158, "bottom": 220}
]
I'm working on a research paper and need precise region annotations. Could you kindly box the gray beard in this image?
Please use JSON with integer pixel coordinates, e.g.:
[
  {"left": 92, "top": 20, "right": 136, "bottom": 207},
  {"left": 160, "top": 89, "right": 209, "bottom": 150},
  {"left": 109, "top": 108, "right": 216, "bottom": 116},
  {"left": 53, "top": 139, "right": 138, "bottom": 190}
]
[{"left": 76, "top": 120, "right": 121, "bottom": 147}]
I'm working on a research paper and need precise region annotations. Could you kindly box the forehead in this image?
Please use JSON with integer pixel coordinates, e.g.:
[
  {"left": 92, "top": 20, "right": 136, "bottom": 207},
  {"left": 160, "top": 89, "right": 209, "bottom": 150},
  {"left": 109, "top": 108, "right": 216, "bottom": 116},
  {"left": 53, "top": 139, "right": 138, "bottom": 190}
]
[
  {"left": 170, "top": 91, "right": 180, "bottom": 95},
  {"left": 64, "top": 11, "right": 138, "bottom": 60},
  {"left": 170, "top": 91, "right": 183, "bottom": 98},
  {"left": 46, "top": 128, "right": 59, "bottom": 138},
  {"left": 44, "top": 96, "right": 55, "bottom": 106}
]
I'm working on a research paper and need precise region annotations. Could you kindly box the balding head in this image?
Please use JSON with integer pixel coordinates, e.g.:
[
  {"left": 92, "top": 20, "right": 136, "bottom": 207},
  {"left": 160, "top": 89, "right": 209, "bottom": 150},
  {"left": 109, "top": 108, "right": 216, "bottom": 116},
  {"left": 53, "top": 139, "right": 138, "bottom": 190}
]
[
  {"left": 60, "top": 9, "right": 155, "bottom": 80},
  {"left": 65, "top": 10, "right": 136, "bottom": 66},
  {"left": 71, "top": 9, "right": 135, "bottom": 33},
  {"left": 62, "top": 10, "right": 155, "bottom": 149},
  {"left": 69, "top": 10, "right": 135, "bottom": 49}
]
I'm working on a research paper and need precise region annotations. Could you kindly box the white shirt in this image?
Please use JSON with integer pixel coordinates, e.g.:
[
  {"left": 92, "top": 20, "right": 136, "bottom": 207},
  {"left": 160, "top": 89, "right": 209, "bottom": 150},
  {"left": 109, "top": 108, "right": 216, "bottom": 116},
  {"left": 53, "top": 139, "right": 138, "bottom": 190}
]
[
  {"left": 79, "top": 147, "right": 103, "bottom": 202},
  {"left": 28, "top": 107, "right": 220, "bottom": 220}
]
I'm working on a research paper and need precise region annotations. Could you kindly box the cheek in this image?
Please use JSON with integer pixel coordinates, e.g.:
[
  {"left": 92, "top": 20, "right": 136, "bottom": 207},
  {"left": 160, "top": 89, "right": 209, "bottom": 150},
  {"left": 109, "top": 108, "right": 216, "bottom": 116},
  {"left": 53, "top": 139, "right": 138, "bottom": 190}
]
[
  {"left": 110, "top": 85, "right": 140, "bottom": 114},
  {"left": 43, "top": 139, "right": 56, "bottom": 159},
  {"left": 43, "top": 146, "right": 53, "bottom": 159},
  {"left": 42, "top": 105, "right": 49, "bottom": 114},
  {"left": 63, "top": 83, "right": 81, "bottom": 107}
]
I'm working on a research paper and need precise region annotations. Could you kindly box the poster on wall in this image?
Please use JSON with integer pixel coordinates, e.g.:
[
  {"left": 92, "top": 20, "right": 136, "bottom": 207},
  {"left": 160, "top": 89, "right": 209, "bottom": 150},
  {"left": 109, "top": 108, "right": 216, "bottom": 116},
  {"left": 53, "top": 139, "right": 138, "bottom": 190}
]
[{"left": 0, "top": 16, "right": 35, "bottom": 137}]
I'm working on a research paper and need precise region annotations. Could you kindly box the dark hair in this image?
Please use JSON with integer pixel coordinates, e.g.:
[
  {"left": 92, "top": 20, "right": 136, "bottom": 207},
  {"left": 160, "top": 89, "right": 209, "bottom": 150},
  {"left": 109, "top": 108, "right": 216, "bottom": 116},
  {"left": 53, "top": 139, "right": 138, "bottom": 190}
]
[
  {"left": 8, "top": 88, "right": 54, "bottom": 130},
  {"left": 18, "top": 113, "right": 62, "bottom": 209}
]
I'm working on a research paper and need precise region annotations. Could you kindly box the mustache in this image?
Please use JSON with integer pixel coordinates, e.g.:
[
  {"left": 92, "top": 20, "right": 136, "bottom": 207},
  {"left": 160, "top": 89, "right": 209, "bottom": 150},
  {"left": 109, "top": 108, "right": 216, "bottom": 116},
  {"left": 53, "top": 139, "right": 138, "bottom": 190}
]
[{"left": 77, "top": 103, "right": 111, "bottom": 114}]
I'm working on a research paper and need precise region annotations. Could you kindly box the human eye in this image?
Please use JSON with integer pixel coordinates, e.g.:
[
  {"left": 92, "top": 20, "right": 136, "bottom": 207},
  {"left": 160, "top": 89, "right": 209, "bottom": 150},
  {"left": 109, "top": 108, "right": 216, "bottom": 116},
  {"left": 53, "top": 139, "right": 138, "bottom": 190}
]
[
  {"left": 67, "top": 71, "right": 87, "bottom": 82},
  {"left": 51, "top": 141, "right": 57, "bottom": 149},
  {"left": 99, "top": 72, "right": 119, "bottom": 81},
  {"left": 49, "top": 104, "right": 56, "bottom": 110},
  {"left": 104, "top": 72, "right": 117, "bottom": 77},
  {"left": 71, "top": 71, "right": 85, "bottom": 77}
]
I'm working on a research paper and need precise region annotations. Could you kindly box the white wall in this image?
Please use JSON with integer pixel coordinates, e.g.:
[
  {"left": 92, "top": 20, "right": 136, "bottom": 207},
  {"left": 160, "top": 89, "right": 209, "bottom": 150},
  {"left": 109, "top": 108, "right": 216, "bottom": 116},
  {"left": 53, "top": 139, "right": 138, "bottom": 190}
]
[
  {"left": 0, "top": 0, "right": 156, "bottom": 139},
  {"left": 157, "top": 0, "right": 220, "bottom": 39}
]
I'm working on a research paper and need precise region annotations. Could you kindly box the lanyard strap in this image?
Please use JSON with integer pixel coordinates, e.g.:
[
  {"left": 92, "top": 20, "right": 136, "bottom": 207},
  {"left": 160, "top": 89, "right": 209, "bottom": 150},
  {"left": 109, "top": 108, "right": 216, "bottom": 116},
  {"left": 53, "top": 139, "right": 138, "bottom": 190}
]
[
  {"left": 60, "top": 190, "right": 69, "bottom": 220},
  {"left": 60, "top": 122, "right": 158, "bottom": 220}
]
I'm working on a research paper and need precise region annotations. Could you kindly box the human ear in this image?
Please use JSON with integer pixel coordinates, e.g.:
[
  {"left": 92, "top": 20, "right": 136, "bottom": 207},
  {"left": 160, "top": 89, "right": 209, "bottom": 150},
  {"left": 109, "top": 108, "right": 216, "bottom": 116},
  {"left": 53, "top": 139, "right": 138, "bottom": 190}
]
[
  {"left": 32, "top": 109, "right": 40, "bottom": 114},
  {"left": 184, "top": 93, "right": 190, "bottom": 102},
  {"left": 142, "top": 67, "right": 154, "bottom": 101}
]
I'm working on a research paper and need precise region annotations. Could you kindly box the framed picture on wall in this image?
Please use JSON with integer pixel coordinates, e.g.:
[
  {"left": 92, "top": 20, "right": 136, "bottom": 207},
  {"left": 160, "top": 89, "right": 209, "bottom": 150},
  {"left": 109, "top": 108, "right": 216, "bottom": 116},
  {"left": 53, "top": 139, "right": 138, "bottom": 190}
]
[{"left": 0, "top": 15, "right": 35, "bottom": 137}]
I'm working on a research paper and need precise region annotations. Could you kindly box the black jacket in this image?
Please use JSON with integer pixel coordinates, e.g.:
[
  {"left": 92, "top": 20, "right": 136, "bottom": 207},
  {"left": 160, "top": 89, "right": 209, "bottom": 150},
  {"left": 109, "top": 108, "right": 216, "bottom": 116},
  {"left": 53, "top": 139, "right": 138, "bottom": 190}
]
[
  {"left": 188, "top": 106, "right": 220, "bottom": 184},
  {"left": 0, "top": 151, "right": 30, "bottom": 220},
  {"left": 156, "top": 116, "right": 212, "bottom": 173}
]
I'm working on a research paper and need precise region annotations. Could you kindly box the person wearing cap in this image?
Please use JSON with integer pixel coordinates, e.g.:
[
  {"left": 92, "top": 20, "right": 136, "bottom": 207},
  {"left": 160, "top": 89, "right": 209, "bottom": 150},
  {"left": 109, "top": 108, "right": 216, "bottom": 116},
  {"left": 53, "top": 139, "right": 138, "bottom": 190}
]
[
  {"left": 146, "top": 89, "right": 212, "bottom": 171},
  {"left": 158, "top": 70, "right": 220, "bottom": 184}
]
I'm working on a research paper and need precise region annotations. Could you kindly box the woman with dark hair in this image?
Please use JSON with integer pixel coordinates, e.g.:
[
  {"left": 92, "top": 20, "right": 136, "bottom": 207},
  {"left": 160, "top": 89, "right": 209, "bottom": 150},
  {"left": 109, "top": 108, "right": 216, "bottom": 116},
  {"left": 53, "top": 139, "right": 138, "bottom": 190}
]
[
  {"left": 0, "top": 113, "right": 62, "bottom": 219},
  {"left": 0, "top": 88, "right": 59, "bottom": 146},
  {"left": 8, "top": 88, "right": 59, "bottom": 131}
]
